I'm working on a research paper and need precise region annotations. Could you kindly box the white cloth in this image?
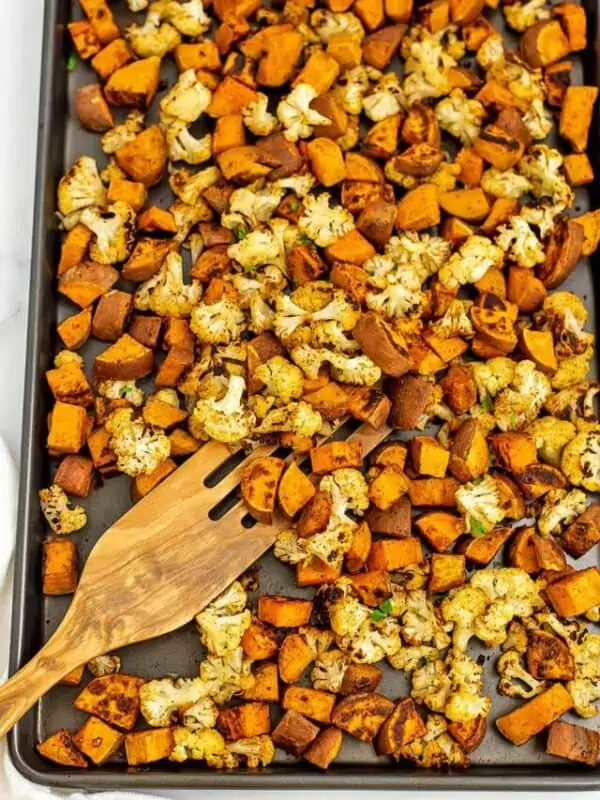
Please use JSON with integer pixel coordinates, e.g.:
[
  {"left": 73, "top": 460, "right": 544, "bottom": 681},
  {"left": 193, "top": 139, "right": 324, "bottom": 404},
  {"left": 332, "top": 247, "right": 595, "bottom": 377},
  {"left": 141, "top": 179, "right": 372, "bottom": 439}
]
[{"left": 0, "top": 437, "right": 164, "bottom": 800}]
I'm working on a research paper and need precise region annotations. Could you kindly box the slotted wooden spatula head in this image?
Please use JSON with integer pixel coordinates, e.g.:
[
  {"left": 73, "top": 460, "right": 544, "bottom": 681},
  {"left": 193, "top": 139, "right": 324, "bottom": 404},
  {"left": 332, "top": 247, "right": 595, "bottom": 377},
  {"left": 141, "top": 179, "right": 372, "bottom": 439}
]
[{"left": 0, "top": 422, "right": 391, "bottom": 738}]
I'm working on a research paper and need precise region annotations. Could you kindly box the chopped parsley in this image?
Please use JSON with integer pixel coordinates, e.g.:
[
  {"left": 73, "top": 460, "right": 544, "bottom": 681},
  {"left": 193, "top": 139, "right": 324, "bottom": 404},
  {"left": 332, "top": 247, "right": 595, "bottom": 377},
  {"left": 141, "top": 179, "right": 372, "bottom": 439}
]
[
  {"left": 469, "top": 518, "right": 487, "bottom": 538},
  {"left": 371, "top": 598, "right": 393, "bottom": 622},
  {"left": 66, "top": 52, "right": 79, "bottom": 72},
  {"left": 481, "top": 394, "right": 493, "bottom": 412},
  {"left": 166, "top": 672, "right": 180, "bottom": 680},
  {"left": 289, "top": 199, "right": 301, "bottom": 212},
  {"left": 510, "top": 411, "right": 518, "bottom": 429},
  {"left": 297, "top": 234, "right": 312, "bottom": 245},
  {"left": 234, "top": 224, "right": 248, "bottom": 241},
  {"left": 472, "top": 477, "right": 483, "bottom": 486}
]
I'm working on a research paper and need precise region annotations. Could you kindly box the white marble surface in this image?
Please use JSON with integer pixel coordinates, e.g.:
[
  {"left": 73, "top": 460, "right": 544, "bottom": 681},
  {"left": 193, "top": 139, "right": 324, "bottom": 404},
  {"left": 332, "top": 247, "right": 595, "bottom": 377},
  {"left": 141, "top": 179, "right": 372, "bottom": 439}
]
[{"left": 0, "top": 1, "right": 590, "bottom": 798}]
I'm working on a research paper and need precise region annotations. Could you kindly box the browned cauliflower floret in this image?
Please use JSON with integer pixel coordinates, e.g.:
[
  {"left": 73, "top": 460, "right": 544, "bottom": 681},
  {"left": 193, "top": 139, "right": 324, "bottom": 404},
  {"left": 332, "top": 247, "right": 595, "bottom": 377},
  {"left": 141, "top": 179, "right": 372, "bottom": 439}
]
[
  {"left": 105, "top": 407, "right": 171, "bottom": 477},
  {"left": 81, "top": 201, "right": 136, "bottom": 265},
  {"left": 496, "top": 650, "right": 546, "bottom": 699},
  {"left": 39, "top": 485, "right": 87, "bottom": 535},
  {"left": 57, "top": 156, "right": 106, "bottom": 229}
]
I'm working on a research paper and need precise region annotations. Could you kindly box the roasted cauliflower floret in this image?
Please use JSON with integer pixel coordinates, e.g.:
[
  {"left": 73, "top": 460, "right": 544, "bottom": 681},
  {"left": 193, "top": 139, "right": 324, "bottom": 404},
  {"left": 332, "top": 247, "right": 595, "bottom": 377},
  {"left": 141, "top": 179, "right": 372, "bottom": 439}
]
[
  {"left": 39, "top": 484, "right": 87, "bottom": 535},
  {"left": 126, "top": 13, "right": 181, "bottom": 57},
  {"left": 191, "top": 375, "right": 256, "bottom": 445},
  {"left": 528, "top": 416, "right": 577, "bottom": 466},
  {"left": 160, "top": 69, "right": 211, "bottom": 125},
  {"left": 456, "top": 476, "right": 504, "bottom": 535},
  {"left": 274, "top": 530, "right": 308, "bottom": 565},
  {"left": 140, "top": 677, "right": 210, "bottom": 727},
  {"left": 472, "top": 357, "right": 516, "bottom": 401},
  {"left": 254, "top": 356, "right": 304, "bottom": 405},
  {"left": 537, "top": 488, "right": 587, "bottom": 537},
  {"left": 169, "top": 727, "right": 226, "bottom": 764},
  {"left": 495, "top": 216, "right": 544, "bottom": 268},
  {"left": 153, "top": 0, "right": 211, "bottom": 36},
  {"left": 517, "top": 145, "right": 574, "bottom": 209},
  {"left": 199, "top": 647, "right": 255, "bottom": 705},
  {"left": 196, "top": 608, "right": 252, "bottom": 657},
  {"left": 438, "top": 236, "right": 504, "bottom": 290},
  {"left": 494, "top": 360, "right": 551, "bottom": 431},
  {"left": 86, "top": 654, "right": 121, "bottom": 677},
  {"left": 57, "top": 156, "right": 106, "bottom": 228},
  {"left": 135, "top": 252, "right": 202, "bottom": 318},
  {"left": 334, "top": 66, "right": 378, "bottom": 115},
  {"left": 431, "top": 299, "right": 474, "bottom": 339},
  {"left": 497, "top": 650, "right": 546, "bottom": 699},
  {"left": 255, "top": 400, "right": 323, "bottom": 438},
  {"left": 441, "top": 586, "right": 489, "bottom": 651},
  {"left": 166, "top": 121, "right": 212, "bottom": 165},
  {"left": 504, "top": 0, "right": 550, "bottom": 31},
  {"left": 363, "top": 73, "right": 405, "bottom": 121},
  {"left": 102, "top": 111, "right": 145, "bottom": 154},
  {"left": 277, "top": 83, "right": 332, "bottom": 142},
  {"left": 476, "top": 33, "right": 504, "bottom": 69},
  {"left": 190, "top": 299, "right": 246, "bottom": 346},
  {"left": 243, "top": 92, "right": 278, "bottom": 137},
  {"left": 470, "top": 568, "right": 543, "bottom": 647},
  {"left": 561, "top": 427, "right": 600, "bottom": 492},
  {"left": 444, "top": 650, "right": 491, "bottom": 723},
  {"left": 411, "top": 659, "right": 451, "bottom": 713},
  {"left": 169, "top": 165, "right": 220, "bottom": 206},
  {"left": 311, "top": 649, "right": 349, "bottom": 692},
  {"left": 97, "top": 379, "right": 145, "bottom": 408},
  {"left": 228, "top": 228, "right": 283, "bottom": 271},
  {"left": 274, "top": 290, "right": 359, "bottom": 342},
  {"left": 81, "top": 201, "right": 136, "bottom": 265},
  {"left": 298, "top": 192, "right": 355, "bottom": 247},
  {"left": 105, "top": 407, "right": 171, "bottom": 477},
  {"left": 435, "top": 89, "right": 485, "bottom": 145},
  {"left": 226, "top": 735, "right": 275, "bottom": 768},
  {"left": 480, "top": 168, "right": 532, "bottom": 199},
  {"left": 388, "top": 645, "right": 440, "bottom": 672},
  {"left": 311, "top": 9, "right": 365, "bottom": 42},
  {"left": 394, "top": 588, "right": 451, "bottom": 650},
  {"left": 365, "top": 263, "right": 424, "bottom": 320},
  {"left": 321, "top": 468, "right": 370, "bottom": 518},
  {"left": 401, "top": 25, "right": 457, "bottom": 104},
  {"left": 291, "top": 345, "right": 382, "bottom": 387},
  {"left": 522, "top": 96, "right": 553, "bottom": 141}
]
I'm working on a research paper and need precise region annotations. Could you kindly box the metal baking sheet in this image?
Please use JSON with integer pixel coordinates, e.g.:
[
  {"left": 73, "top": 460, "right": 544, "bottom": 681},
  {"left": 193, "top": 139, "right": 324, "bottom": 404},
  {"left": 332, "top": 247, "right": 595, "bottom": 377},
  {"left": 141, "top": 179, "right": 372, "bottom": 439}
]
[{"left": 8, "top": 0, "right": 600, "bottom": 789}]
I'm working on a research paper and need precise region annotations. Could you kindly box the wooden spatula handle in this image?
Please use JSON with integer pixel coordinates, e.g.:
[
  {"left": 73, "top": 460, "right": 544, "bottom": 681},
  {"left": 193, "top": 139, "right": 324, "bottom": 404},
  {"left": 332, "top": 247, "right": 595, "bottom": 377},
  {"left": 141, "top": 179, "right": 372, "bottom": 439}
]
[{"left": 0, "top": 617, "right": 94, "bottom": 739}]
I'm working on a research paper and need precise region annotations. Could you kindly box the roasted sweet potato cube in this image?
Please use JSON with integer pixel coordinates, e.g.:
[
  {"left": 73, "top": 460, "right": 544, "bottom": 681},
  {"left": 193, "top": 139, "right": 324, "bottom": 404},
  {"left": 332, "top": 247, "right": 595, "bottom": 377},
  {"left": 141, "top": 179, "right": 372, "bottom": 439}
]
[
  {"left": 370, "top": 442, "right": 407, "bottom": 470},
  {"left": 310, "top": 441, "right": 363, "bottom": 474},
  {"left": 554, "top": 2, "right": 586, "bottom": 49},
  {"left": 122, "top": 238, "right": 174, "bottom": 283},
  {"left": 547, "top": 720, "right": 599, "bottom": 766},
  {"left": 59, "top": 262, "right": 119, "bottom": 308},
  {"left": 563, "top": 153, "right": 594, "bottom": 187},
  {"left": 369, "top": 465, "right": 409, "bottom": 511},
  {"left": 75, "top": 83, "right": 114, "bottom": 133},
  {"left": 439, "top": 188, "right": 489, "bottom": 221},
  {"left": 480, "top": 197, "right": 521, "bottom": 235},
  {"left": 515, "top": 462, "right": 567, "bottom": 499},
  {"left": 303, "top": 726, "right": 343, "bottom": 769},
  {"left": 408, "top": 478, "right": 459, "bottom": 507},
  {"left": 532, "top": 536, "right": 566, "bottom": 572},
  {"left": 429, "top": 553, "right": 466, "bottom": 594},
  {"left": 386, "top": 0, "right": 414, "bottom": 21},
  {"left": 345, "top": 521, "right": 372, "bottom": 574},
  {"left": 362, "top": 115, "right": 402, "bottom": 159},
  {"left": 48, "top": 402, "right": 88, "bottom": 454},
  {"left": 42, "top": 539, "right": 78, "bottom": 595},
  {"left": 115, "top": 125, "right": 167, "bottom": 187},
  {"left": 257, "top": 29, "right": 304, "bottom": 87},
  {"left": 297, "top": 557, "right": 342, "bottom": 587},
  {"left": 284, "top": 686, "right": 337, "bottom": 724},
  {"left": 357, "top": 201, "right": 397, "bottom": 249},
  {"left": 376, "top": 697, "right": 426, "bottom": 755},
  {"left": 217, "top": 145, "right": 271, "bottom": 183},
  {"left": 396, "top": 184, "right": 441, "bottom": 230},
  {"left": 350, "top": 570, "right": 392, "bottom": 608},
  {"left": 107, "top": 178, "right": 147, "bottom": 211},
  {"left": 208, "top": 76, "right": 257, "bottom": 117},
  {"left": 561, "top": 504, "right": 600, "bottom": 558},
  {"left": 272, "top": 710, "right": 320, "bottom": 755},
  {"left": 473, "top": 125, "right": 524, "bottom": 170},
  {"left": 93, "top": 334, "right": 154, "bottom": 382},
  {"left": 278, "top": 633, "right": 315, "bottom": 683},
  {"left": 167, "top": 429, "right": 198, "bottom": 457},
  {"left": 439, "top": 364, "right": 477, "bottom": 415},
  {"left": 449, "top": 0, "right": 485, "bottom": 24},
  {"left": 288, "top": 244, "right": 326, "bottom": 285},
  {"left": 460, "top": 520, "right": 512, "bottom": 562},
  {"left": 507, "top": 266, "right": 547, "bottom": 313},
  {"left": 91, "top": 38, "right": 133, "bottom": 80},
  {"left": 242, "top": 620, "right": 279, "bottom": 661},
  {"left": 79, "top": 0, "right": 119, "bottom": 44},
  {"left": 325, "top": 229, "right": 376, "bottom": 265},
  {"left": 296, "top": 491, "right": 332, "bottom": 537},
  {"left": 217, "top": 702, "right": 271, "bottom": 741},
  {"left": 489, "top": 432, "right": 537, "bottom": 473},
  {"left": 277, "top": 462, "right": 315, "bottom": 518},
  {"left": 128, "top": 315, "right": 162, "bottom": 350},
  {"left": 293, "top": 49, "right": 340, "bottom": 95},
  {"left": 37, "top": 729, "right": 87, "bottom": 768},
  {"left": 327, "top": 32, "right": 362, "bottom": 69},
  {"left": 304, "top": 382, "right": 349, "bottom": 421},
  {"left": 332, "top": 692, "right": 394, "bottom": 742},
  {"left": 354, "top": 0, "right": 385, "bottom": 29},
  {"left": 87, "top": 426, "right": 117, "bottom": 474},
  {"left": 353, "top": 312, "right": 412, "bottom": 378},
  {"left": 124, "top": 728, "right": 174, "bottom": 765},
  {"left": 105, "top": 57, "right": 161, "bottom": 109},
  {"left": 449, "top": 419, "right": 489, "bottom": 482},
  {"left": 410, "top": 436, "right": 449, "bottom": 478},
  {"left": 243, "top": 662, "right": 280, "bottom": 702},
  {"left": 415, "top": 511, "right": 465, "bottom": 552},
  {"left": 345, "top": 152, "right": 385, "bottom": 182},
  {"left": 367, "top": 537, "right": 423, "bottom": 570},
  {"left": 54, "top": 455, "right": 93, "bottom": 498},
  {"left": 131, "top": 459, "right": 177, "bottom": 502},
  {"left": 57, "top": 224, "right": 92, "bottom": 277},
  {"left": 73, "top": 716, "right": 124, "bottom": 765},
  {"left": 559, "top": 86, "right": 598, "bottom": 152},
  {"left": 307, "top": 138, "right": 346, "bottom": 187},
  {"left": 59, "top": 664, "right": 86, "bottom": 686},
  {"left": 388, "top": 374, "right": 435, "bottom": 429},
  {"left": 340, "top": 664, "right": 382, "bottom": 696},
  {"left": 68, "top": 20, "right": 101, "bottom": 59},
  {"left": 258, "top": 595, "right": 313, "bottom": 628},
  {"left": 241, "top": 456, "right": 285, "bottom": 523},
  {"left": 520, "top": 20, "right": 571, "bottom": 68},
  {"left": 545, "top": 567, "right": 600, "bottom": 617},
  {"left": 362, "top": 24, "right": 407, "bottom": 69},
  {"left": 448, "top": 716, "right": 487, "bottom": 753},
  {"left": 46, "top": 362, "right": 93, "bottom": 407},
  {"left": 212, "top": 114, "right": 246, "bottom": 155},
  {"left": 526, "top": 629, "right": 575, "bottom": 681},
  {"left": 365, "top": 497, "right": 411, "bottom": 537},
  {"left": 75, "top": 674, "right": 145, "bottom": 731},
  {"left": 155, "top": 345, "right": 194, "bottom": 388},
  {"left": 92, "top": 290, "right": 133, "bottom": 343},
  {"left": 137, "top": 207, "right": 177, "bottom": 235},
  {"left": 496, "top": 684, "right": 574, "bottom": 746},
  {"left": 506, "top": 527, "right": 538, "bottom": 573}
]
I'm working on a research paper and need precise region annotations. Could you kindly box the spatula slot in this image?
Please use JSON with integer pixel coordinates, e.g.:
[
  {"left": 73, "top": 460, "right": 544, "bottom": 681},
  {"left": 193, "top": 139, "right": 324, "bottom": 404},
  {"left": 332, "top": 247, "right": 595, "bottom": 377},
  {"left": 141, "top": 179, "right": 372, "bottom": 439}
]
[
  {"left": 208, "top": 486, "right": 242, "bottom": 521},
  {"left": 203, "top": 449, "right": 245, "bottom": 488}
]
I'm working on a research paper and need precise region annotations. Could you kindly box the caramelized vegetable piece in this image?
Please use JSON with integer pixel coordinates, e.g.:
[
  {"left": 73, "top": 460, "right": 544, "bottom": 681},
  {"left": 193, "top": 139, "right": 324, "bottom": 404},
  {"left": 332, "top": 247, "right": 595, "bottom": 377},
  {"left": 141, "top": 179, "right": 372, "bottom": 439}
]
[
  {"left": 553, "top": 2, "right": 587, "bottom": 50},
  {"left": 272, "top": 710, "right": 319, "bottom": 755},
  {"left": 258, "top": 595, "right": 313, "bottom": 628},
  {"left": 449, "top": 419, "right": 489, "bottom": 482},
  {"left": 456, "top": 526, "right": 513, "bottom": 567},
  {"left": 520, "top": 20, "right": 571, "bottom": 68},
  {"left": 396, "top": 184, "right": 441, "bottom": 230},
  {"left": 278, "top": 463, "right": 316, "bottom": 518},
  {"left": 448, "top": 716, "right": 487, "bottom": 753},
  {"left": 365, "top": 497, "right": 412, "bottom": 537},
  {"left": 332, "top": 692, "right": 395, "bottom": 742},
  {"left": 507, "top": 267, "right": 547, "bottom": 313},
  {"left": 303, "top": 727, "right": 343, "bottom": 769},
  {"left": 105, "top": 57, "right": 161, "bottom": 109},
  {"left": 526, "top": 630, "right": 575, "bottom": 681},
  {"left": 438, "top": 188, "right": 490, "bottom": 222},
  {"left": 561, "top": 504, "right": 600, "bottom": 558},
  {"left": 473, "top": 125, "right": 524, "bottom": 170},
  {"left": 115, "top": 125, "right": 167, "bottom": 187},
  {"left": 411, "top": 436, "right": 449, "bottom": 478},
  {"left": 376, "top": 697, "right": 426, "bottom": 755},
  {"left": 283, "top": 686, "right": 337, "bottom": 724},
  {"left": 353, "top": 313, "right": 412, "bottom": 377},
  {"left": 124, "top": 728, "right": 174, "bottom": 766},
  {"left": 362, "top": 25, "right": 407, "bottom": 69},
  {"left": 72, "top": 717, "right": 124, "bottom": 765},
  {"left": 340, "top": 664, "right": 383, "bottom": 696},
  {"left": 367, "top": 537, "right": 424, "bottom": 570},
  {"left": 369, "top": 466, "right": 409, "bottom": 510},
  {"left": 74, "top": 675, "right": 145, "bottom": 731},
  {"left": 310, "top": 442, "right": 363, "bottom": 473},
  {"left": 93, "top": 334, "right": 154, "bottom": 381},
  {"left": 559, "top": 86, "right": 598, "bottom": 152},
  {"left": 429, "top": 553, "right": 466, "bottom": 593},
  {"left": 346, "top": 521, "right": 372, "bottom": 573},
  {"left": 408, "top": 478, "right": 460, "bottom": 507},
  {"left": 415, "top": 511, "right": 465, "bottom": 552},
  {"left": 217, "top": 703, "right": 271, "bottom": 741},
  {"left": 544, "top": 567, "right": 600, "bottom": 617},
  {"left": 243, "top": 662, "right": 280, "bottom": 702},
  {"left": 42, "top": 539, "right": 78, "bottom": 595},
  {"left": 546, "top": 720, "right": 599, "bottom": 766},
  {"left": 241, "top": 456, "right": 285, "bottom": 523},
  {"left": 496, "top": 684, "right": 574, "bottom": 746},
  {"left": 38, "top": 729, "right": 88, "bottom": 768}
]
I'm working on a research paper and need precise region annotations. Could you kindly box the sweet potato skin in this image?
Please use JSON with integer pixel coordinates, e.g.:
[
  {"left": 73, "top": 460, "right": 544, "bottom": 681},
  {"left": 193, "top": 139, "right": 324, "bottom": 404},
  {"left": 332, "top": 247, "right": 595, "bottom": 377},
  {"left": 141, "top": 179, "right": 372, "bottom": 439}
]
[
  {"left": 546, "top": 720, "right": 599, "bottom": 766},
  {"left": 303, "top": 726, "right": 343, "bottom": 769},
  {"left": 272, "top": 710, "right": 320, "bottom": 755},
  {"left": 332, "top": 692, "right": 395, "bottom": 742}
]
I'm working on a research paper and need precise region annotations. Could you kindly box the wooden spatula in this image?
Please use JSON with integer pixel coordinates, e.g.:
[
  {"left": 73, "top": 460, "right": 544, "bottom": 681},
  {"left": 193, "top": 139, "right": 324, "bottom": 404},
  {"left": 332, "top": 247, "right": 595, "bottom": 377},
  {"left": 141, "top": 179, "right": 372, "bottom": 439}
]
[{"left": 0, "top": 422, "right": 391, "bottom": 738}]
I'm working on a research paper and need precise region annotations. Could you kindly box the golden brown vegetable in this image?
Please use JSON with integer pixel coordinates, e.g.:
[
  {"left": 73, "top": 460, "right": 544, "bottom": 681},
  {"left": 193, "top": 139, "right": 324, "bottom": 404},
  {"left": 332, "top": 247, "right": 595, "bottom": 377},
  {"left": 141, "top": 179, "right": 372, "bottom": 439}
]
[
  {"left": 272, "top": 710, "right": 320, "bottom": 755},
  {"left": 37, "top": 729, "right": 88, "bottom": 768},
  {"left": 376, "top": 697, "right": 426, "bottom": 755},
  {"left": 559, "top": 86, "right": 598, "bottom": 152},
  {"left": 310, "top": 442, "right": 363, "bottom": 474},
  {"left": 353, "top": 312, "right": 412, "bottom": 377},
  {"left": 496, "top": 684, "right": 574, "bottom": 746},
  {"left": 75, "top": 84, "right": 114, "bottom": 132},
  {"left": 244, "top": 662, "right": 280, "bottom": 702},
  {"left": 411, "top": 436, "right": 449, "bottom": 478},
  {"left": 438, "top": 188, "right": 490, "bottom": 222},
  {"left": 368, "top": 465, "right": 409, "bottom": 510},
  {"left": 115, "top": 125, "right": 167, "bottom": 186},
  {"left": 428, "top": 553, "right": 466, "bottom": 593},
  {"left": 217, "top": 703, "right": 271, "bottom": 741},
  {"left": 303, "top": 727, "right": 343, "bottom": 769},
  {"left": 72, "top": 717, "right": 124, "bottom": 766},
  {"left": 561, "top": 504, "right": 600, "bottom": 558},
  {"left": 258, "top": 595, "right": 313, "bottom": 628},
  {"left": 93, "top": 333, "right": 154, "bottom": 381},
  {"left": 519, "top": 20, "right": 571, "bottom": 69},
  {"left": 283, "top": 686, "right": 337, "bottom": 724},
  {"left": 448, "top": 716, "right": 487, "bottom": 753},
  {"left": 74, "top": 674, "right": 145, "bottom": 731},
  {"left": 340, "top": 664, "right": 383, "bottom": 696},
  {"left": 415, "top": 511, "right": 465, "bottom": 552},
  {"left": 449, "top": 419, "right": 489, "bottom": 482},
  {"left": 526, "top": 630, "right": 575, "bottom": 681},
  {"left": 544, "top": 567, "right": 600, "bottom": 617},
  {"left": 367, "top": 537, "right": 424, "bottom": 570},
  {"left": 395, "top": 183, "right": 441, "bottom": 230},
  {"left": 42, "top": 539, "right": 78, "bottom": 596},
  {"left": 456, "top": 526, "right": 513, "bottom": 567},
  {"left": 124, "top": 728, "right": 174, "bottom": 766},
  {"left": 241, "top": 456, "right": 285, "bottom": 524},
  {"left": 332, "top": 692, "right": 395, "bottom": 742},
  {"left": 547, "top": 720, "right": 599, "bottom": 766},
  {"left": 408, "top": 478, "right": 460, "bottom": 507}
]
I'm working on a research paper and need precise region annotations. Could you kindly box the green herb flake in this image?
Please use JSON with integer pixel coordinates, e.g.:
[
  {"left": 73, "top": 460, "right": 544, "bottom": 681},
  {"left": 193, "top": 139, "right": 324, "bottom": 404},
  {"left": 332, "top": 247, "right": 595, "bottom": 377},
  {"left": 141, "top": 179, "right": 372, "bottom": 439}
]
[
  {"left": 166, "top": 672, "right": 180, "bottom": 680},
  {"left": 371, "top": 598, "right": 393, "bottom": 622},
  {"left": 472, "top": 477, "right": 483, "bottom": 486},
  {"left": 67, "top": 52, "right": 79, "bottom": 72},
  {"left": 481, "top": 394, "right": 493, "bottom": 412},
  {"left": 234, "top": 224, "right": 249, "bottom": 241},
  {"left": 469, "top": 518, "right": 487, "bottom": 538},
  {"left": 289, "top": 199, "right": 300, "bottom": 212},
  {"left": 510, "top": 412, "right": 518, "bottom": 429},
  {"left": 297, "top": 234, "right": 312, "bottom": 245}
]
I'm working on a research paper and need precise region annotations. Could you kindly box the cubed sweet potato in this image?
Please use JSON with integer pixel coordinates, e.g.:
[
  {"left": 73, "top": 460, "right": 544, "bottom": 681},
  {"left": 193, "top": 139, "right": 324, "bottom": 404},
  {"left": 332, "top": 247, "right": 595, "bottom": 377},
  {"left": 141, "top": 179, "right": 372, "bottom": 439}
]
[
  {"left": 385, "top": 0, "right": 413, "bottom": 21},
  {"left": 340, "top": 664, "right": 383, "bottom": 696},
  {"left": 242, "top": 619, "right": 279, "bottom": 661},
  {"left": 544, "top": 567, "right": 600, "bottom": 617},
  {"left": 396, "top": 184, "right": 441, "bottom": 230},
  {"left": 243, "top": 662, "right": 280, "bottom": 702},
  {"left": 75, "top": 84, "right": 114, "bottom": 132},
  {"left": 37, "top": 729, "right": 87, "bottom": 768},
  {"left": 369, "top": 466, "right": 409, "bottom": 511},
  {"left": 258, "top": 595, "right": 313, "bottom": 628},
  {"left": 345, "top": 521, "right": 372, "bottom": 574},
  {"left": 362, "top": 24, "right": 407, "bottom": 69},
  {"left": 353, "top": 312, "right": 412, "bottom": 377},
  {"left": 46, "top": 362, "right": 93, "bottom": 407},
  {"left": 563, "top": 153, "right": 594, "bottom": 186},
  {"left": 561, "top": 504, "right": 600, "bottom": 558},
  {"left": 554, "top": 2, "right": 587, "bottom": 50},
  {"left": 75, "top": 674, "right": 145, "bottom": 731},
  {"left": 107, "top": 178, "right": 147, "bottom": 212},
  {"left": 304, "top": 382, "right": 349, "bottom": 420},
  {"left": 350, "top": 570, "right": 392, "bottom": 608},
  {"left": 496, "top": 684, "right": 574, "bottom": 746},
  {"left": 241, "top": 456, "right": 285, "bottom": 523},
  {"left": 296, "top": 557, "right": 342, "bottom": 587},
  {"left": 278, "top": 633, "right": 315, "bottom": 683},
  {"left": 489, "top": 432, "right": 537, "bottom": 473},
  {"left": 155, "top": 345, "right": 194, "bottom": 388},
  {"left": 48, "top": 402, "right": 88, "bottom": 455},
  {"left": 507, "top": 266, "right": 547, "bottom": 313},
  {"left": 208, "top": 76, "right": 257, "bottom": 117},
  {"left": 439, "top": 364, "right": 477, "bottom": 415},
  {"left": 526, "top": 629, "right": 575, "bottom": 681},
  {"left": 128, "top": 315, "right": 162, "bottom": 350},
  {"left": 310, "top": 441, "right": 363, "bottom": 474},
  {"left": 307, "top": 138, "right": 346, "bottom": 187},
  {"left": 54, "top": 454, "right": 94, "bottom": 498},
  {"left": 93, "top": 334, "right": 154, "bottom": 382},
  {"left": 449, "top": 419, "right": 489, "bottom": 482},
  {"left": 131, "top": 459, "right": 177, "bottom": 502},
  {"left": 137, "top": 207, "right": 177, "bottom": 235},
  {"left": 124, "top": 728, "right": 174, "bottom": 765},
  {"left": 457, "top": 525, "right": 513, "bottom": 566},
  {"left": 91, "top": 38, "right": 133, "bottom": 80},
  {"left": 284, "top": 686, "right": 337, "bottom": 724},
  {"left": 79, "top": 0, "right": 119, "bottom": 44},
  {"left": 68, "top": 20, "right": 101, "bottom": 60},
  {"left": 42, "top": 539, "right": 78, "bottom": 595},
  {"left": 324, "top": 229, "right": 376, "bottom": 265},
  {"left": 217, "top": 145, "right": 271, "bottom": 183},
  {"left": 303, "top": 726, "right": 343, "bottom": 769},
  {"left": 448, "top": 716, "right": 487, "bottom": 753},
  {"left": 217, "top": 702, "right": 271, "bottom": 741},
  {"left": 411, "top": 436, "right": 449, "bottom": 478},
  {"left": 272, "top": 710, "right": 320, "bottom": 755},
  {"left": 92, "top": 290, "right": 133, "bottom": 342},
  {"left": 415, "top": 511, "right": 465, "bottom": 552},
  {"left": 365, "top": 497, "right": 411, "bottom": 537},
  {"left": 408, "top": 478, "right": 459, "bottom": 507},
  {"left": 332, "top": 692, "right": 395, "bottom": 742},
  {"left": 520, "top": 20, "right": 571, "bottom": 68},
  {"left": 439, "top": 188, "right": 490, "bottom": 221},
  {"left": 547, "top": 720, "right": 599, "bottom": 766},
  {"left": 105, "top": 57, "right": 161, "bottom": 109},
  {"left": 362, "top": 115, "right": 401, "bottom": 160},
  {"left": 367, "top": 537, "right": 423, "bottom": 570},
  {"left": 212, "top": 113, "right": 246, "bottom": 155},
  {"left": 429, "top": 553, "right": 466, "bottom": 593},
  {"left": 376, "top": 697, "right": 426, "bottom": 755},
  {"left": 277, "top": 462, "right": 315, "bottom": 518},
  {"left": 59, "top": 664, "right": 86, "bottom": 686},
  {"left": 559, "top": 86, "right": 598, "bottom": 152},
  {"left": 59, "top": 262, "right": 119, "bottom": 308},
  {"left": 73, "top": 717, "right": 124, "bottom": 765},
  {"left": 115, "top": 125, "right": 167, "bottom": 187}
]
